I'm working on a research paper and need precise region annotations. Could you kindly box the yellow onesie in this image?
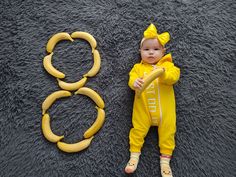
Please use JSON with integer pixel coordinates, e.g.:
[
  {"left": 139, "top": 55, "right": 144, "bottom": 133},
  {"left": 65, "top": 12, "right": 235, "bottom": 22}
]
[{"left": 128, "top": 53, "right": 180, "bottom": 156}]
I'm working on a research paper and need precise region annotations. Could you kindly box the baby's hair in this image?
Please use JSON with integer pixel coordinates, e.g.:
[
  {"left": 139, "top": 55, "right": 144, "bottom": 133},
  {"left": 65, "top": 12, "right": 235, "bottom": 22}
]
[
  {"left": 140, "top": 38, "right": 146, "bottom": 48},
  {"left": 140, "top": 38, "right": 165, "bottom": 49}
]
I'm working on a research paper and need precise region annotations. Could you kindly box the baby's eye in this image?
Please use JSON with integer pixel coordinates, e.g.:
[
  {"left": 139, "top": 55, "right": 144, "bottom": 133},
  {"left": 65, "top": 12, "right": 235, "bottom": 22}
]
[
  {"left": 144, "top": 49, "right": 149, "bottom": 51},
  {"left": 154, "top": 48, "right": 159, "bottom": 50}
]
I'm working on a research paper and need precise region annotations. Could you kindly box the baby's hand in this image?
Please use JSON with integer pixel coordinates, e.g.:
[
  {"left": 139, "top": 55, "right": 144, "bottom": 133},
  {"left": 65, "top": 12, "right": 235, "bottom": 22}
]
[{"left": 134, "top": 78, "right": 144, "bottom": 89}]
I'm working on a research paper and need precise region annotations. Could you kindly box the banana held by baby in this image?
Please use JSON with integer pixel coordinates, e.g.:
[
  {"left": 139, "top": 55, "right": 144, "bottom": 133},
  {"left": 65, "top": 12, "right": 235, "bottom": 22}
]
[
  {"left": 74, "top": 87, "right": 105, "bottom": 109},
  {"left": 46, "top": 32, "right": 74, "bottom": 53},
  {"left": 57, "top": 77, "right": 87, "bottom": 91},
  {"left": 43, "top": 52, "right": 65, "bottom": 79},
  {"left": 57, "top": 136, "right": 94, "bottom": 153},
  {"left": 83, "top": 107, "right": 105, "bottom": 139},
  {"left": 42, "top": 90, "right": 71, "bottom": 115},
  {"left": 42, "top": 114, "right": 64, "bottom": 143},
  {"left": 71, "top": 31, "right": 97, "bottom": 49},
  {"left": 136, "top": 68, "right": 164, "bottom": 97},
  {"left": 83, "top": 50, "right": 101, "bottom": 77}
]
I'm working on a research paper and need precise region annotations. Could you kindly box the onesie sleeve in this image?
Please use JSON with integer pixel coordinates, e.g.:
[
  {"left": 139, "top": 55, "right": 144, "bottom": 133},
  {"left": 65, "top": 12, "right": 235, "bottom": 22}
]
[
  {"left": 128, "top": 64, "right": 140, "bottom": 90},
  {"left": 159, "top": 62, "right": 180, "bottom": 85}
]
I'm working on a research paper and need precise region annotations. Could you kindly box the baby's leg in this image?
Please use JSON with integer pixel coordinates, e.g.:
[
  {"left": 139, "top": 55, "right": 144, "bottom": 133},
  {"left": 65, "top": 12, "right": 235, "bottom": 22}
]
[
  {"left": 158, "top": 114, "right": 176, "bottom": 157},
  {"left": 158, "top": 113, "right": 176, "bottom": 177},
  {"left": 129, "top": 127, "right": 150, "bottom": 152},
  {"left": 125, "top": 127, "right": 150, "bottom": 174},
  {"left": 125, "top": 106, "right": 151, "bottom": 173}
]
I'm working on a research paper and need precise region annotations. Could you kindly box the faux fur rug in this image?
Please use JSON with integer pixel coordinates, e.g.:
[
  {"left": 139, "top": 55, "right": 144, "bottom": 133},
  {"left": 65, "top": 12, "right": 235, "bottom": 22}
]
[{"left": 0, "top": 0, "right": 235, "bottom": 177}]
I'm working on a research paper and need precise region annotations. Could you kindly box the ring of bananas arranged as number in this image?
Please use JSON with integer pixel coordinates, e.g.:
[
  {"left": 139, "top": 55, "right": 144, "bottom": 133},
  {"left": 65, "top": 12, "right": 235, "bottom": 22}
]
[{"left": 42, "top": 32, "right": 105, "bottom": 153}]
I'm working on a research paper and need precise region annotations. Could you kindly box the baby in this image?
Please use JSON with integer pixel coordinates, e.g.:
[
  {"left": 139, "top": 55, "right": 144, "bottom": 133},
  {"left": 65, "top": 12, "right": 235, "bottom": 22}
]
[{"left": 125, "top": 24, "right": 180, "bottom": 177}]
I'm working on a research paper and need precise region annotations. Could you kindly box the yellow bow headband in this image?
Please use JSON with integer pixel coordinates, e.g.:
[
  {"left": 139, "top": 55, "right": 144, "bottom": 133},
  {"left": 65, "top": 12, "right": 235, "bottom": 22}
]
[{"left": 142, "top": 23, "right": 170, "bottom": 47}]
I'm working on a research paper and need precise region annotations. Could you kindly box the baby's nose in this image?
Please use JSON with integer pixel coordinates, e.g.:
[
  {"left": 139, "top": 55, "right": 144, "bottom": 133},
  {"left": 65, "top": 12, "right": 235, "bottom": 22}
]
[{"left": 149, "top": 50, "right": 154, "bottom": 54}]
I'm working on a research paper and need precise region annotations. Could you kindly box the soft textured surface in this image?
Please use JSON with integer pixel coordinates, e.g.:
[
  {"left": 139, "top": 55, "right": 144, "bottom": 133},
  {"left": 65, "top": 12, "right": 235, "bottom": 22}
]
[{"left": 0, "top": 0, "right": 235, "bottom": 177}]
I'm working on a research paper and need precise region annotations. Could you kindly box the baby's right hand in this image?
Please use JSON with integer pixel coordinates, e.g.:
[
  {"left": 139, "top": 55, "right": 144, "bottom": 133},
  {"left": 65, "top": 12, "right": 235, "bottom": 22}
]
[{"left": 134, "top": 78, "right": 144, "bottom": 89}]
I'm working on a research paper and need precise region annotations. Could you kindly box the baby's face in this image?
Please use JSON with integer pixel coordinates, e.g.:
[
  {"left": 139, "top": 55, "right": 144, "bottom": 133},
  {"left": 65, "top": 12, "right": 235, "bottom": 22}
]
[{"left": 140, "top": 38, "right": 165, "bottom": 64}]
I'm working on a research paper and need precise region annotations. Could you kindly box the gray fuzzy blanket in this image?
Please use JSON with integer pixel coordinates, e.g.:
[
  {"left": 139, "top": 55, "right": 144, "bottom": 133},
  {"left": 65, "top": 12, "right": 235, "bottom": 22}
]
[{"left": 0, "top": 0, "right": 235, "bottom": 177}]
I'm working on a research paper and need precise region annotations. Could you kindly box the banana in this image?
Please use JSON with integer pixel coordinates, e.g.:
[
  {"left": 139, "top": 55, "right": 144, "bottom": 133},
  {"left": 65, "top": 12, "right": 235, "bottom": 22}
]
[
  {"left": 74, "top": 87, "right": 105, "bottom": 109},
  {"left": 83, "top": 50, "right": 101, "bottom": 77},
  {"left": 42, "top": 113, "right": 64, "bottom": 143},
  {"left": 46, "top": 32, "right": 74, "bottom": 53},
  {"left": 57, "top": 77, "right": 87, "bottom": 91},
  {"left": 43, "top": 52, "right": 65, "bottom": 79},
  {"left": 42, "top": 90, "right": 71, "bottom": 115},
  {"left": 136, "top": 68, "right": 164, "bottom": 97},
  {"left": 57, "top": 136, "right": 94, "bottom": 153},
  {"left": 83, "top": 107, "right": 105, "bottom": 139},
  {"left": 71, "top": 31, "right": 97, "bottom": 50}
]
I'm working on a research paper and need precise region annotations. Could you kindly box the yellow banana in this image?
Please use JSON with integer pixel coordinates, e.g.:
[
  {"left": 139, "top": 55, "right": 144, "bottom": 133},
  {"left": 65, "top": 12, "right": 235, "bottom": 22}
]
[
  {"left": 42, "top": 113, "right": 64, "bottom": 143},
  {"left": 42, "top": 90, "right": 71, "bottom": 115},
  {"left": 57, "top": 77, "right": 87, "bottom": 91},
  {"left": 74, "top": 87, "right": 105, "bottom": 109},
  {"left": 71, "top": 31, "right": 97, "bottom": 50},
  {"left": 43, "top": 52, "right": 65, "bottom": 79},
  {"left": 46, "top": 32, "right": 74, "bottom": 53},
  {"left": 83, "top": 50, "right": 101, "bottom": 77},
  {"left": 136, "top": 68, "right": 164, "bottom": 97},
  {"left": 83, "top": 107, "right": 105, "bottom": 139},
  {"left": 57, "top": 136, "right": 94, "bottom": 153}
]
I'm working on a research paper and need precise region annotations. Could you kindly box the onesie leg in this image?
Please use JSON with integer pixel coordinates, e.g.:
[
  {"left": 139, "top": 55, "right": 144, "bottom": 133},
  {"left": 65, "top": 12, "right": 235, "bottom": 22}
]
[
  {"left": 160, "top": 155, "right": 173, "bottom": 177},
  {"left": 127, "top": 94, "right": 151, "bottom": 172},
  {"left": 127, "top": 101, "right": 151, "bottom": 173},
  {"left": 158, "top": 114, "right": 176, "bottom": 156},
  {"left": 129, "top": 98, "right": 151, "bottom": 152},
  {"left": 129, "top": 126, "right": 150, "bottom": 152},
  {"left": 124, "top": 152, "right": 141, "bottom": 174}
]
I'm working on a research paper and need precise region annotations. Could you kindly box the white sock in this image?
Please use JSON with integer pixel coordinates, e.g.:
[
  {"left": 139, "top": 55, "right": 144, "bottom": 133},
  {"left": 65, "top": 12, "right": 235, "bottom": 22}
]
[
  {"left": 160, "top": 156, "right": 173, "bottom": 177},
  {"left": 125, "top": 152, "right": 141, "bottom": 173}
]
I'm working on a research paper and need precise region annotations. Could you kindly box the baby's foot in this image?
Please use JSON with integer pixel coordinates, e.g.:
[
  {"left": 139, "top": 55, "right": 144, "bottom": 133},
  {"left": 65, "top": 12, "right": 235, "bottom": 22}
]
[
  {"left": 125, "top": 153, "right": 140, "bottom": 174},
  {"left": 160, "top": 156, "right": 173, "bottom": 177},
  {"left": 161, "top": 164, "right": 173, "bottom": 177}
]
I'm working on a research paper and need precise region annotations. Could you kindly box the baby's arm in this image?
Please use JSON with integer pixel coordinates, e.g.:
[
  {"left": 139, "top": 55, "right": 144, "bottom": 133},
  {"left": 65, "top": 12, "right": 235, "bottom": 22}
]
[
  {"left": 159, "top": 62, "right": 180, "bottom": 85},
  {"left": 128, "top": 64, "right": 143, "bottom": 90}
]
